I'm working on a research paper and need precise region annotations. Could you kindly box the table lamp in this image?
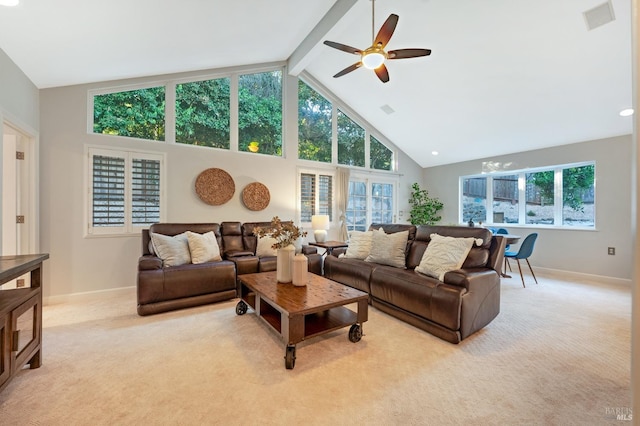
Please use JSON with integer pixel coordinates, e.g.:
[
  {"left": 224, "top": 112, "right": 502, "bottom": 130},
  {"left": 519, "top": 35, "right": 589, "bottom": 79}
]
[{"left": 311, "top": 215, "right": 330, "bottom": 243}]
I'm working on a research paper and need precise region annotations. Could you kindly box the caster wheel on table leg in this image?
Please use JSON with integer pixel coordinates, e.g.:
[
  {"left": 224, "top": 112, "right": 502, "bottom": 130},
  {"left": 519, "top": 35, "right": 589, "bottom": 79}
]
[
  {"left": 349, "top": 324, "right": 362, "bottom": 342},
  {"left": 285, "top": 345, "right": 296, "bottom": 369},
  {"left": 235, "top": 301, "right": 248, "bottom": 315}
]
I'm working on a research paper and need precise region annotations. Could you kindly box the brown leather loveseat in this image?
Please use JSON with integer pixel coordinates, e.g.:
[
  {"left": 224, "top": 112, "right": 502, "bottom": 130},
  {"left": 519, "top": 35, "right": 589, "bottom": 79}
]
[
  {"left": 324, "top": 224, "right": 505, "bottom": 343},
  {"left": 137, "top": 222, "right": 322, "bottom": 316}
]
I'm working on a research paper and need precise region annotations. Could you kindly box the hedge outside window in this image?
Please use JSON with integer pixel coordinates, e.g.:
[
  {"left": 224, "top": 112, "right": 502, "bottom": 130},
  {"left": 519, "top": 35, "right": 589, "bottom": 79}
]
[
  {"left": 238, "top": 70, "right": 283, "bottom": 156},
  {"left": 175, "top": 77, "right": 230, "bottom": 149},
  {"left": 298, "top": 80, "right": 332, "bottom": 162},
  {"left": 337, "top": 110, "right": 365, "bottom": 167},
  {"left": 370, "top": 135, "right": 393, "bottom": 171},
  {"left": 93, "top": 86, "right": 165, "bottom": 141}
]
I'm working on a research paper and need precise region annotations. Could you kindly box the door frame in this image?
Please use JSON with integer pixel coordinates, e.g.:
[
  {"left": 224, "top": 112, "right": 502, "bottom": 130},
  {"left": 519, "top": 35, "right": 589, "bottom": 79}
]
[{"left": 0, "top": 114, "right": 39, "bottom": 256}]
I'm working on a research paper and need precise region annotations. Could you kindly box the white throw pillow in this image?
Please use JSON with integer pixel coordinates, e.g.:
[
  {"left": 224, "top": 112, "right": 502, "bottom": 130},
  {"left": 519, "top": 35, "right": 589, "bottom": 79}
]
[
  {"left": 365, "top": 228, "right": 409, "bottom": 269},
  {"left": 415, "top": 233, "right": 477, "bottom": 280},
  {"left": 150, "top": 232, "right": 191, "bottom": 267},
  {"left": 186, "top": 231, "right": 222, "bottom": 264},
  {"left": 256, "top": 235, "right": 278, "bottom": 257},
  {"left": 343, "top": 230, "right": 373, "bottom": 260}
]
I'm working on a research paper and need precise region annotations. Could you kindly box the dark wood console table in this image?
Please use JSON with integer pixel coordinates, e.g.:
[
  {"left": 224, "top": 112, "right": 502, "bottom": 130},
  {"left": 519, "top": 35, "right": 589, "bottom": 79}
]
[{"left": 0, "top": 254, "right": 49, "bottom": 393}]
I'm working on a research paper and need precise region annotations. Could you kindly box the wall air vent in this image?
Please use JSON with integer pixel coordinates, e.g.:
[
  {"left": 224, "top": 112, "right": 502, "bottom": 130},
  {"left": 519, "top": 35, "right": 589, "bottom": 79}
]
[{"left": 583, "top": 1, "right": 615, "bottom": 31}]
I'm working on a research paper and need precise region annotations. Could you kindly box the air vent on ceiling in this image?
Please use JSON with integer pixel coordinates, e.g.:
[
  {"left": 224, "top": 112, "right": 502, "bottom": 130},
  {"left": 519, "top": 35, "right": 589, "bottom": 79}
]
[
  {"left": 380, "top": 104, "right": 395, "bottom": 115},
  {"left": 583, "top": 1, "right": 615, "bottom": 31}
]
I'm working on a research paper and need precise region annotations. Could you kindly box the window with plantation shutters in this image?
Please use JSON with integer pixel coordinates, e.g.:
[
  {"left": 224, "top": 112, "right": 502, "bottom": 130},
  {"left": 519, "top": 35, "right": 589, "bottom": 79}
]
[
  {"left": 298, "top": 170, "right": 333, "bottom": 225},
  {"left": 87, "top": 147, "right": 165, "bottom": 235},
  {"left": 92, "top": 155, "right": 125, "bottom": 227},
  {"left": 132, "top": 158, "right": 161, "bottom": 225}
]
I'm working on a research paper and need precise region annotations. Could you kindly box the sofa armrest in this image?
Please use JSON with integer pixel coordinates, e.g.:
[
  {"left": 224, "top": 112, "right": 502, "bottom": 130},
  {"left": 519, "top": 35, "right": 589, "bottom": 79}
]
[
  {"left": 443, "top": 268, "right": 498, "bottom": 291},
  {"left": 301, "top": 245, "right": 318, "bottom": 255},
  {"left": 330, "top": 247, "right": 347, "bottom": 257},
  {"left": 138, "top": 255, "right": 163, "bottom": 271},
  {"left": 488, "top": 235, "right": 506, "bottom": 273}
]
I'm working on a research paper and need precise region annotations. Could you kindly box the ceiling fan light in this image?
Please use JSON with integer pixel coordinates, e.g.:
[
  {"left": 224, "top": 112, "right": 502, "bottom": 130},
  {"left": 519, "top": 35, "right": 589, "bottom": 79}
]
[{"left": 362, "top": 52, "right": 386, "bottom": 69}]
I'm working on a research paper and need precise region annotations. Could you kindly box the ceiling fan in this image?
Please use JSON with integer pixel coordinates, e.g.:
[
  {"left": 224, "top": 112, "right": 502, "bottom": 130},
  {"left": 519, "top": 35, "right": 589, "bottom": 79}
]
[{"left": 323, "top": 0, "right": 431, "bottom": 83}]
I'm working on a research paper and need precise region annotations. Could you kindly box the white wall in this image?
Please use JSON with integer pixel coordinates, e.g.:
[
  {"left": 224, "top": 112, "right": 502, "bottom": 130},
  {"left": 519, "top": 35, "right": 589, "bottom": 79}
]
[
  {"left": 38, "top": 67, "right": 423, "bottom": 298},
  {"left": 423, "top": 135, "right": 633, "bottom": 281},
  {"left": 0, "top": 49, "right": 39, "bottom": 129}
]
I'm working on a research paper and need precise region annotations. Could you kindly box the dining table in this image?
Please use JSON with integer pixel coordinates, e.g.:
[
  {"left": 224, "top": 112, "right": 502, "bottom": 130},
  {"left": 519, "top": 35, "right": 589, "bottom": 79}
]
[{"left": 496, "top": 234, "right": 520, "bottom": 278}]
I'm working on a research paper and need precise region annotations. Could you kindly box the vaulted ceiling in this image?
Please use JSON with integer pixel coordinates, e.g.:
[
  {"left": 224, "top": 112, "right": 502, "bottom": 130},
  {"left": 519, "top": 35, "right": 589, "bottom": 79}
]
[{"left": 0, "top": 0, "right": 632, "bottom": 167}]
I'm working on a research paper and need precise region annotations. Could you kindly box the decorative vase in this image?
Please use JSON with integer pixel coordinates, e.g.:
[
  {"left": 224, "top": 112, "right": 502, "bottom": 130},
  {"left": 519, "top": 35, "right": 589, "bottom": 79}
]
[
  {"left": 292, "top": 253, "right": 308, "bottom": 287},
  {"left": 276, "top": 244, "right": 295, "bottom": 283}
]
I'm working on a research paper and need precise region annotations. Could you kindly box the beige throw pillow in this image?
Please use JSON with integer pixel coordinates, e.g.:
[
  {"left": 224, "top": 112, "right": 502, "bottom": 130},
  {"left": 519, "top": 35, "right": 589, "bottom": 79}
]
[
  {"left": 415, "top": 233, "right": 476, "bottom": 280},
  {"left": 365, "top": 228, "right": 408, "bottom": 269},
  {"left": 186, "top": 231, "right": 222, "bottom": 264},
  {"left": 256, "top": 235, "right": 278, "bottom": 257},
  {"left": 343, "top": 230, "right": 373, "bottom": 260},
  {"left": 150, "top": 232, "right": 191, "bottom": 267}
]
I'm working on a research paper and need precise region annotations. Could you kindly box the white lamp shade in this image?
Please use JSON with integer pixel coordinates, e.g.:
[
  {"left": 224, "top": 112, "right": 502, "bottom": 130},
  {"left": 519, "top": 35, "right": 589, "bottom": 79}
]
[{"left": 311, "top": 215, "right": 330, "bottom": 231}]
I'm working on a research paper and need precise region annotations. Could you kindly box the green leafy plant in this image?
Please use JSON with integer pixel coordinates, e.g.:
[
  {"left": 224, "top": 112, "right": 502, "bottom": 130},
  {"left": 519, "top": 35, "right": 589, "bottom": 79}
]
[{"left": 408, "top": 183, "right": 443, "bottom": 225}]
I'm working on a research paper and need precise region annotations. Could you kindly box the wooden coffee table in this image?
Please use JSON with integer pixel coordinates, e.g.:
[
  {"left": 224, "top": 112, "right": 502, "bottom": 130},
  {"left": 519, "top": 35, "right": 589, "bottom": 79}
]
[{"left": 235, "top": 271, "right": 368, "bottom": 369}]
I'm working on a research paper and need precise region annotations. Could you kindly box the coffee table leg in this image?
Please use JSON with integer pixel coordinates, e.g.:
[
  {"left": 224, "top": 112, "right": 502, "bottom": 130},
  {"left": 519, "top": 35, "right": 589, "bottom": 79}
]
[{"left": 285, "top": 344, "right": 296, "bottom": 369}]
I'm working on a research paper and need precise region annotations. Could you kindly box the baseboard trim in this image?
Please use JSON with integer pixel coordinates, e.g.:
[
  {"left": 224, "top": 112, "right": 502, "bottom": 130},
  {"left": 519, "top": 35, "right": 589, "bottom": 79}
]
[
  {"left": 535, "top": 266, "right": 632, "bottom": 287},
  {"left": 44, "top": 286, "right": 136, "bottom": 306}
]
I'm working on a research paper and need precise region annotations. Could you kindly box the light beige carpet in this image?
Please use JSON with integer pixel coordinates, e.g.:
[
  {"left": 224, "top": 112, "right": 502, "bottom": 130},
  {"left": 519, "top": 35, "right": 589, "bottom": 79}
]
[{"left": 0, "top": 272, "right": 631, "bottom": 425}]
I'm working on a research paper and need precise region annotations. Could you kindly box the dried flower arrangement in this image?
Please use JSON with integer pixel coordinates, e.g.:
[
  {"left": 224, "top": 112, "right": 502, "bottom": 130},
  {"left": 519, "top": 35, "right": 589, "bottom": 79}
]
[{"left": 253, "top": 216, "right": 307, "bottom": 250}]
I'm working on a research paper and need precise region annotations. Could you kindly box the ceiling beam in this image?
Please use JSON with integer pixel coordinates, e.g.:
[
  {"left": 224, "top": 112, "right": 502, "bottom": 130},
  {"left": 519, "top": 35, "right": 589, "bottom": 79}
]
[{"left": 287, "top": 0, "right": 358, "bottom": 76}]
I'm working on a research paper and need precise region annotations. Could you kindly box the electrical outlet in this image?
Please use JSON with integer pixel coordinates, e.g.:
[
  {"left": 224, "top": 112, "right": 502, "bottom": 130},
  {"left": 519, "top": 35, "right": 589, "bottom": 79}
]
[{"left": 608, "top": 247, "right": 615, "bottom": 255}]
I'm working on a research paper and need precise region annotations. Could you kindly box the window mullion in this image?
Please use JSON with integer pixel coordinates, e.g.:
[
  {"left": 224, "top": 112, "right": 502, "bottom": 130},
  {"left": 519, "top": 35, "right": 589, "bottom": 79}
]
[
  {"left": 554, "top": 168, "right": 563, "bottom": 224},
  {"left": 518, "top": 173, "right": 527, "bottom": 224},
  {"left": 230, "top": 74, "right": 239, "bottom": 152}
]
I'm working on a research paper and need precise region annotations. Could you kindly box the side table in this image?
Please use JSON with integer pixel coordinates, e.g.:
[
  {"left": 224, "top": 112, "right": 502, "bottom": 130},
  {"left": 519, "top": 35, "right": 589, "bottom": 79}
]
[{"left": 308, "top": 241, "right": 348, "bottom": 256}]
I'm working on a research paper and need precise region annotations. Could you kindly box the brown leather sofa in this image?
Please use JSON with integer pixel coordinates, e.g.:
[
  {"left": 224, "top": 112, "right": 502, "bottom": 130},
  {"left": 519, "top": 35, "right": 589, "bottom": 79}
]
[
  {"left": 324, "top": 224, "right": 506, "bottom": 343},
  {"left": 219, "top": 221, "right": 322, "bottom": 276},
  {"left": 137, "top": 222, "right": 322, "bottom": 316}
]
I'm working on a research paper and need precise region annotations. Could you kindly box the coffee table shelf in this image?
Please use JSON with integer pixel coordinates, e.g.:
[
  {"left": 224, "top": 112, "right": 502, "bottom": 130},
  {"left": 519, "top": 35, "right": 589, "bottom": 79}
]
[{"left": 236, "top": 271, "right": 368, "bottom": 369}]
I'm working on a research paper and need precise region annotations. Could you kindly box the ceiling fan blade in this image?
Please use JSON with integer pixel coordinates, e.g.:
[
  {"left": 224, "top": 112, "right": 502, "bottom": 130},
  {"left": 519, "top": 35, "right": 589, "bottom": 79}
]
[
  {"left": 323, "top": 40, "right": 362, "bottom": 55},
  {"left": 374, "top": 14, "right": 399, "bottom": 48},
  {"left": 388, "top": 48, "right": 432, "bottom": 59},
  {"left": 333, "top": 62, "right": 362, "bottom": 78},
  {"left": 374, "top": 64, "right": 390, "bottom": 83}
]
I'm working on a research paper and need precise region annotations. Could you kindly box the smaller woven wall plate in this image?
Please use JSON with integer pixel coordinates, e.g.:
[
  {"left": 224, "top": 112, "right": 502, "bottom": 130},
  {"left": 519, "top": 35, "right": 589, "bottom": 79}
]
[
  {"left": 242, "top": 182, "right": 270, "bottom": 211},
  {"left": 195, "top": 168, "right": 235, "bottom": 206}
]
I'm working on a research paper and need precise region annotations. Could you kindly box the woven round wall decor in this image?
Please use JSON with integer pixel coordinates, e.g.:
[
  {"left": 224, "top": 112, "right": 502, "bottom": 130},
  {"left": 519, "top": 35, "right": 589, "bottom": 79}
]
[
  {"left": 195, "top": 168, "right": 235, "bottom": 206},
  {"left": 242, "top": 182, "right": 270, "bottom": 211}
]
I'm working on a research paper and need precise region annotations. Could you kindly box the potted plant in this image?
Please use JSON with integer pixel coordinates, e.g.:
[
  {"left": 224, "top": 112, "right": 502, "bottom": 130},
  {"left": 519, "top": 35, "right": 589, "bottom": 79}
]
[
  {"left": 408, "top": 183, "right": 443, "bottom": 225},
  {"left": 254, "top": 217, "right": 307, "bottom": 283}
]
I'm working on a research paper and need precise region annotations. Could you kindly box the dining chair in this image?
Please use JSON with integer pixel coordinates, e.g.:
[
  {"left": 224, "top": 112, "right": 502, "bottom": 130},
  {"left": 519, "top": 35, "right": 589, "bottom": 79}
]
[
  {"left": 496, "top": 228, "right": 510, "bottom": 251},
  {"left": 504, "top": 233, "right": 538, "bottom": 287}
]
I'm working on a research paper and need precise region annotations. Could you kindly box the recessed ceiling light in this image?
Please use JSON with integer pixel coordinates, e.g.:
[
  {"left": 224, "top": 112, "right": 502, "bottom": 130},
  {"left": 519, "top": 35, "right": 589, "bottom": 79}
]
[
  {"left": 0, "top": 0, "right": 19, "bottom": 6},
  {"left": 620, "top": 108, "right": 634, "bottom": 117},
  {"left": 431, "top": 151, "right": 439, "bottom": 156}
]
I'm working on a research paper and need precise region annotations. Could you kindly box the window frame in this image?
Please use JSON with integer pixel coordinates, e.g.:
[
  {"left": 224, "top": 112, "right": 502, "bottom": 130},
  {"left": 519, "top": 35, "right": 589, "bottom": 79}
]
[
  {"left": 87, "top": 64, "right": 285, "bottom": 157},
  {"left": 297, "top": 74, "right": 398, "bottom": 172},
  {"left": 459, "top": 161, "right": 596, "bottom": 229},
  {"left": 297, "top": 167, "right": 336, "bottom": 227},
  {"left": 85, "top": 146, "right": 166, "bottom": 237},
  {"left": 346, "top": 172, "right": 399, "bottom": 232}
]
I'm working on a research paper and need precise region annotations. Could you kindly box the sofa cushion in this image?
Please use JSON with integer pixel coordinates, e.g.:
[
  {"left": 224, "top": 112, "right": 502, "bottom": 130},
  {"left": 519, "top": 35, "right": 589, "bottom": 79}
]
[
  {"left": 256, "top": 235, "right": 278, "bottom": 257},
  {"left": 150, "top": 232, "right": 191, "bottom": 267},
  {"left": 365, "top": 228, "right": 408, "bottom": 269},
  {"left": 415, "top": 233, "right": 477, "bottom": 280},
  {"left": 342, "top": 230, "right": 373, "bottom": 260},
  {"left": 186, "top": 231, "right": 222, "bottom": 264}
]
